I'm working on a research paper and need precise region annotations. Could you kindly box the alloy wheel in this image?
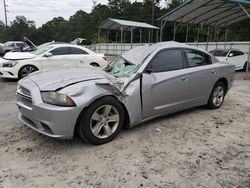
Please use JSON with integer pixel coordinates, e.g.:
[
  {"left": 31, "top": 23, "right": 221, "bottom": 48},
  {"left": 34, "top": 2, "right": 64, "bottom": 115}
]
[
  {"left": 90, "top": 105, "right": 120, "bottom": 139},
  {"left": 212, "top": 86, "right": 224, "bottom": 107}
]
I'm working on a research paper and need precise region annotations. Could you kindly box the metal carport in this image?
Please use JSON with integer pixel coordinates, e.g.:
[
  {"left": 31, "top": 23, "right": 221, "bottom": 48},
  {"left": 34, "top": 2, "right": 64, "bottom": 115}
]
[
  {"left": 158, "top": 0, "right": 250, "bottom": 44},
  {"left": 97, "top": 18, "right": 159, "bottom": 47},
  {"left": 158, "top": 0, "right": 250, "bottom": 75}
]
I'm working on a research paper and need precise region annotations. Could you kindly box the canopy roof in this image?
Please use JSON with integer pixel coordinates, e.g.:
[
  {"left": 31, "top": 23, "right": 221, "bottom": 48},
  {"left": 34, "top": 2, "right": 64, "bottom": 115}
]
[
  {"left": 98, "top": 18, "right": 159, "bottom": 31},
  {"left": 158, "top": 0, "right": 250, "bottom": 27}
]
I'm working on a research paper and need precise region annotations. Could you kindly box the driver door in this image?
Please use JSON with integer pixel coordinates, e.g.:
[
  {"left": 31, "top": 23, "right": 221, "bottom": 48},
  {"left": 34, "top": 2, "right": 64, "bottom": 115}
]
[{"left": 142, "top": 48, "right": 190, "bottom": 118}]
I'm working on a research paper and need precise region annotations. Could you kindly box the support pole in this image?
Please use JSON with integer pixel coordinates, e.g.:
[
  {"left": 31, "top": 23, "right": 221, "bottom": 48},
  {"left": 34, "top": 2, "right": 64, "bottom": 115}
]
[
  {"left": 148, "top": 30, "right": 151, "bottom": 43},
  {"left": 115, "top": 31, "right": 118, "bottom": 55},
  {"left": 173, "top": 22, "right": 176, "bottom": 41},
  {"left": 160, "top": 18, "right": 167, "bottom": 42},
  {"left": 216, "top": 27, "right": 220, "bottom": 49},
  {"left": 224, "top": 28, "right": 228, "bottom": 50},
  {"left": 246, "top": 43, "right": 250, "bottom": 77},
  {"left": 196, "top": 25, "right": 200, "bottom": 47},
  {"left": 106, "top": 30, "right": 109, "bottom": 43},
  {"left": 185, "top": 24, "right": 189, "bottom": 43},
  {"left": 140, "top": 28, "right": 142, "bottom": 43},
  {"left": 130, "top": 28, "right": 133, "bottom": 49},
  {"left": 120, "top": 28, "right": 123, "bottom": 43},
  {"left": 206, "top": 26, "right": 210, "bottom": 51},
  {"left": 97, "top": 28, "right": 101, "bottom": 43},
  {"left": 3, "top": 0, "right": 8, "bottom": 28},
  {"left": 156, "top": 30, "right": 159, "bottom": 42}
]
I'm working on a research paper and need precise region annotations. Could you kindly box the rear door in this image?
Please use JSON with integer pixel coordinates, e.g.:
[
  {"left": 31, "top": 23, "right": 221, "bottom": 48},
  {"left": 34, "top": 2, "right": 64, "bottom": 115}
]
[
  {"left": 67, "top": 47, "right": 91, "bottom": 65},
  {"left": 182, "top": 49, "right": 218, "bottom": 104},
  {"left": 142, "top": 48, "right": 190, "bottom": 118}
]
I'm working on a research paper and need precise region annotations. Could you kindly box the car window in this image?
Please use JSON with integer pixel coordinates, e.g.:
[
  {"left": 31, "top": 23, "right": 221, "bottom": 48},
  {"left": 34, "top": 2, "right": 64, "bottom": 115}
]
[
  {"left": 150, "top": 49, "right": 184, "bottom": 72},
  {"left": 16, "top": 43, "right": 25, "bottom": 47},
  {"left": 230, "top": 50, "right": 244, "bottom": 57},
  {"left": 210, "top": 50, "right": 229, "bottom": 57},
  {"left": 69, "top": 47, "right": 88, "bottom": 54},
  {"left": 185, "top": 49, "right": 211, "bottom": 67},
  {"left": 50, "top": 47, "right": 69, "bottom": 55}
]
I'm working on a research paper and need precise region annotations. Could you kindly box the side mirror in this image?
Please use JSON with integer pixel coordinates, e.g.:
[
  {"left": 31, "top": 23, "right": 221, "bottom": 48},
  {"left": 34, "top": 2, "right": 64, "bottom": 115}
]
[
  {"left": 145, "top": 67, "right": 153, "bottom": 74},
  {"left": 228, "top": 53, "right": 233, "bottom": 57},
  {"left": 44, "top": 52, "right": 53, "bottom": 57}
]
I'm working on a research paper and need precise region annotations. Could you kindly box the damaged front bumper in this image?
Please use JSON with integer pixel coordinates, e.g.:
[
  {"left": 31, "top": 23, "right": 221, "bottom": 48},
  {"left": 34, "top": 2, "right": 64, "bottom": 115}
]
[{"left": 16, "top": 79, "right": 81, "bottom": 139}]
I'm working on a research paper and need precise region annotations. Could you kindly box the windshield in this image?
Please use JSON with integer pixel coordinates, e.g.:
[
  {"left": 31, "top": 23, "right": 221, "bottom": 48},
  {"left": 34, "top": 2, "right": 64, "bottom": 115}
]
[
  {"left": 104, "top": 57, "right": 139, "bottom": 78},
  {"left": 31, "top": 45, "right": 53, "bottom": 55},
  {"left": 210, "top": 50, "right": 229, "bottom": 57}
]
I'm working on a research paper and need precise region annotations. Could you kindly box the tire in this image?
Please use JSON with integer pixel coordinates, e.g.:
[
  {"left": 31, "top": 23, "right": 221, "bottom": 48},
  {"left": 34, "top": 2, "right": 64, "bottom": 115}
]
[
  {"left": 90, "top": 62, "right": 100, "bottom": 67},
  {"left": 77, "top": 96, "right": 124, "bottom": 145},
  {"left": 207, "top": 81, "right": 226, "bottom": 109},
  {"left": 243, "top": 62, "right": 248, "bottom": 72},
  {"left": 18, "top": 65, "right": 38, "bottom": 79}
]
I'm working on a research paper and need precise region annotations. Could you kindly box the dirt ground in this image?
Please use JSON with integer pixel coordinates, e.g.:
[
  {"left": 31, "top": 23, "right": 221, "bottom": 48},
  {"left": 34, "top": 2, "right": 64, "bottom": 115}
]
[{"left": 0, "top": 73, "right": 249, "bottom": 188}]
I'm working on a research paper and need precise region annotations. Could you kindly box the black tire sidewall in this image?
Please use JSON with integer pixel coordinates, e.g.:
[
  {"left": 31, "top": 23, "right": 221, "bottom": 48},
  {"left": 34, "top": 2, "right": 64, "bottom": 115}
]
[
  {"left": 18, "top": 65, "right": 38, "bottom": 79},
  {"left": 207, "top": 81, "right": 226, "bottom": 109},
  {"left": 78, "top": 96, "right": 124, "bottom": 145}
]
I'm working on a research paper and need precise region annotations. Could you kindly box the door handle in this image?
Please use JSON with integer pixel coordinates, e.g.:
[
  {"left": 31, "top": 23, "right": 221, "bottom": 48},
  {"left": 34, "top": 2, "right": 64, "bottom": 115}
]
[
  {"left": 211, "top": 70, "right": 217, "bottom": 74},
  {"left": 181, "top": 77, "right": 188, "bottom": 81}
]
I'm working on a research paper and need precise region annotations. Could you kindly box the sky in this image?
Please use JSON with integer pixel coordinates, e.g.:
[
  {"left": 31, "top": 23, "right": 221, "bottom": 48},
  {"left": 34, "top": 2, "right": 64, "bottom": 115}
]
[
  {"left": 0, "top": 0, "right": 109, "bottom": 27},
  {"left": 0, "top": 0, "right": 165, "bottom": 28}
]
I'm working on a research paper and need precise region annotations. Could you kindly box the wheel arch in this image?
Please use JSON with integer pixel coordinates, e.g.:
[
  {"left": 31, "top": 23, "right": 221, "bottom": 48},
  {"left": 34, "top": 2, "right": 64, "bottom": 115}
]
[
  {"left": 216, "top": 77, "right": 228, "bottom": 92},
  {"left": 73, "top": 94, "right": 130, "bottom": 137},
  {"left": 18, "top": 64, "right": 39, "bottom": 79}
]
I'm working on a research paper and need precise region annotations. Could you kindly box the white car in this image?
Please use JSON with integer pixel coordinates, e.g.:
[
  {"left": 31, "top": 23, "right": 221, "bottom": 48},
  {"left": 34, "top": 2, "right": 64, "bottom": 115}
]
[
  {"left": 0, "top": 43, "right": 107, "bottom": 79},
  {"left": 210, "top": 49, "right": 249, "bottom": 71}
]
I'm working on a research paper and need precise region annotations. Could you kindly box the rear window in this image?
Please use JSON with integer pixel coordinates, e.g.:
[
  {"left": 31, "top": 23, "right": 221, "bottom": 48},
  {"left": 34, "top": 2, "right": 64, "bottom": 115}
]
[{"left": 210, "top": 50, "right": 228, "bottom": 57}]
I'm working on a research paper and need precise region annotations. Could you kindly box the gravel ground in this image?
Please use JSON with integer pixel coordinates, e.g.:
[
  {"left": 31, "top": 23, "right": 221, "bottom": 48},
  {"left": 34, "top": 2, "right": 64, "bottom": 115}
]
[{"left": 0, "top": 74, "right": 250, "bottom": 188}]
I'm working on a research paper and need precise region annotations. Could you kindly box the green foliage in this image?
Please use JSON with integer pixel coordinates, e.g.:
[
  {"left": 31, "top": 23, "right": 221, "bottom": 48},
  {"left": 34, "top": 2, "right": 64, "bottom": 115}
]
[{"left": 0, "top": 0, "right": 249, "bottom": 44}]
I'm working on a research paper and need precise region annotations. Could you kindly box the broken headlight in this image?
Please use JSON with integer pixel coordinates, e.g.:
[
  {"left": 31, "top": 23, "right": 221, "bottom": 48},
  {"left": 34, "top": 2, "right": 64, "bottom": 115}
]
[{"left": 41, "top": 92, "right": 76, "bottom": 107}]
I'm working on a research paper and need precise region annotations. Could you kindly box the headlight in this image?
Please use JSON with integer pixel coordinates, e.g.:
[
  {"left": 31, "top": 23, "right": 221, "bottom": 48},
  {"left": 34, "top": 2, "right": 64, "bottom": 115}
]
[
  {"left": 41, "top": 92, "right": 76, "bottom": 107},
  {"left": 2, "top": 60, "right": 19, "bottom": 68}
]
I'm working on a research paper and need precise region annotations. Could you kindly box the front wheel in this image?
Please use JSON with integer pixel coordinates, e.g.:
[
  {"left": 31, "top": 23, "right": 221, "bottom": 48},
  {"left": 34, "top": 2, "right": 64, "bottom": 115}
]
[
  {"left": 77, "top": 96, "right": 124, "bottom": 145},
  {"left": 18, "top": 65, "right": 38, "bottom": 79},
  {"left": 207, "top": 81, "right": 226, "bottom": 109}
]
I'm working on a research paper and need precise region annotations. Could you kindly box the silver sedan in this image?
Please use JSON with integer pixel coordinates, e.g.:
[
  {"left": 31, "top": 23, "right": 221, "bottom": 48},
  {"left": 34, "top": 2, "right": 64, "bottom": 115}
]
[{"left": 16, "top": 42, "right": 235, "bottom": 145}]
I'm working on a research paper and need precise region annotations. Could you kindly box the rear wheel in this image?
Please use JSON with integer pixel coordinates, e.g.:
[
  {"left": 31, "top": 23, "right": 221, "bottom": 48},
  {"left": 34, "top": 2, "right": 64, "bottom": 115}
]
[
  {"left": 77, "top": 96, "right": 124, "bottom": 145},
  {"left": 18, "top": 65, "right": 38, "bottom": 79},
  {"left": 207, "top": 81, "right": 226, "bottom": 109}
]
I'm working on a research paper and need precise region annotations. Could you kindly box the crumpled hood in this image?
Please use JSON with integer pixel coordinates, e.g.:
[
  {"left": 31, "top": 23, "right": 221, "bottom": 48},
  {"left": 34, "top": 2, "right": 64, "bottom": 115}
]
[
  {"left": 26, "top": 66, "right": 112, "bottom": 91},
  {"left": 4, "top": 52, "right": 36, "bottom": 60}
]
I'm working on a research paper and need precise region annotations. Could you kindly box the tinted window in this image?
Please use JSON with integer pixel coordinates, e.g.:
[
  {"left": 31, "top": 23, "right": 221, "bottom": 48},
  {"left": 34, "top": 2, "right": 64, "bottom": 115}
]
[
  {"left": 150, "top": 49, "right": 184, "bottom": 72},
  {"left": 50, "top": 47, "right": 69, "bottom": 55},
  {"left": 69, "top": 47, "right": 88, "bottom": 54},
  {"left": 185, "top": 49, "right": 211, "bottom": 67},
  {"left": 210, "top": 50, "right": 228, "bottom": 57},
  {"left": 230, "top": 50, "right": 244, "bottom": 57}
]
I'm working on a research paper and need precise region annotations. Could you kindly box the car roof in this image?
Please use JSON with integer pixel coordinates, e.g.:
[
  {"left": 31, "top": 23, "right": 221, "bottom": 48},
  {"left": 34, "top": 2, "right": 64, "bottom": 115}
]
[
  {"left": 122, "top": 41, "right": 210, "bottom": 65},
  {"left": 212, "top": 48, "right": 243, "bottom": 52}
]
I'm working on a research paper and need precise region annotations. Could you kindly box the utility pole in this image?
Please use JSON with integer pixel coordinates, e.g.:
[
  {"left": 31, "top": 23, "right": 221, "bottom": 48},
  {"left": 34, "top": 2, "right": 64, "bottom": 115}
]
[
  {"left": 3, "top": 0, "right": 8, "bottom": 28},
  {"left": 151, "top": 0, "right": 155, "bottom": 42}
]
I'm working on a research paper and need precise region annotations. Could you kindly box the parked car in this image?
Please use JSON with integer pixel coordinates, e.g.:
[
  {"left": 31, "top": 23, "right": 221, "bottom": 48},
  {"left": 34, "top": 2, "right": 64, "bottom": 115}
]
[
  {"left": 0, "top": 41, "right": 31, "bottom": 56},
  {"left": 0, "top": 43, "right": 107, "bottom": 79},
  {"left": 209, "top": 48, "right": 249, "bottom": 71},
  {"left": 16, "top": 41, "right": 235, "bottom": 145}
]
